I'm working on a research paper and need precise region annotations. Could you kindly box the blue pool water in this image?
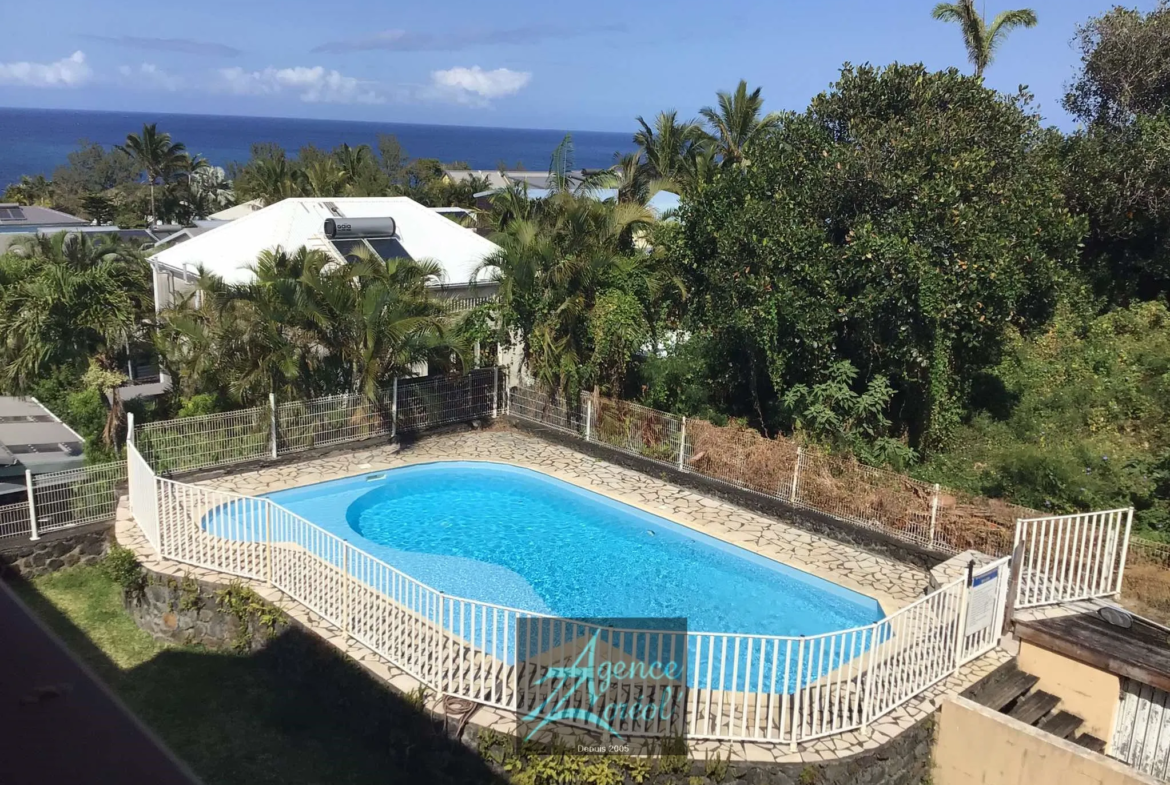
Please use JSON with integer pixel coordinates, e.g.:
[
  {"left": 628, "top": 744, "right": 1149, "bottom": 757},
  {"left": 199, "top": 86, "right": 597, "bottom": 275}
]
[{"left": 262, "top": 461, "right": 883, "bottom": 637}]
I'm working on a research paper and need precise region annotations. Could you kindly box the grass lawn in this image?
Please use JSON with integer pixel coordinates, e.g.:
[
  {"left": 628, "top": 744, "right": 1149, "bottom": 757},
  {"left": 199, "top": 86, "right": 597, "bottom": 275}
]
[{"left": 13, "top": 564, "right": 505, "bottom": 785}]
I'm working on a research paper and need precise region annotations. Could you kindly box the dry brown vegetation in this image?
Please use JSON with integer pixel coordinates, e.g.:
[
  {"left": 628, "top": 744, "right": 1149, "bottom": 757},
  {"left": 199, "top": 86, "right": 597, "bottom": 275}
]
[{"left": 685, "top": 412, "right": 1019, "bottom": 555}]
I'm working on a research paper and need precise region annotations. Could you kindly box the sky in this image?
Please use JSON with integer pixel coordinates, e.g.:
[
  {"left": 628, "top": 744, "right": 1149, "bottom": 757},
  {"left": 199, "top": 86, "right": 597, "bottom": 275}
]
[{"left": 0, "top": 0, "right": 1158, "bottom": 132}]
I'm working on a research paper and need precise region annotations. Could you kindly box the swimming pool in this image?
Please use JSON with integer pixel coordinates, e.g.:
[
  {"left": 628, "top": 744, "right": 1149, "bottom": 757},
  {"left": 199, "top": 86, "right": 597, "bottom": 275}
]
[{"left": 260, "top": 461, "right": 883, "bottom": 637}]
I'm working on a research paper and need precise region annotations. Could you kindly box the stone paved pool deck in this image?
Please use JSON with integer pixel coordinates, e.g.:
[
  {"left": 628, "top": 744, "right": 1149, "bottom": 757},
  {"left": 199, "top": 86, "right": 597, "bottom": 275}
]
[{"left": 115, "top": 427, "right": 1010, "bottom": 764}]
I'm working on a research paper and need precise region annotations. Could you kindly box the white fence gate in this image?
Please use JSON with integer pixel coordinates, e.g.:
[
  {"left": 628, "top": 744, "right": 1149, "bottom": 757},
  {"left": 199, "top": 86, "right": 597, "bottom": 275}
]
[
  {"left": 1113, "top": 678, "right": 1170, "bottom": 780},
  {"left": 1013, "top": 508, "right": 1134, "bottom": 609},
  {"left": 959, "top": 556, "right": 1013, "bottom": 665}
]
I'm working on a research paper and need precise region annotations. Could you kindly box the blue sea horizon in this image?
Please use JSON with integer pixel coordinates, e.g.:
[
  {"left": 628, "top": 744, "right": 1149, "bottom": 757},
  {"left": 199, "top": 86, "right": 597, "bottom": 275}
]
[{"left": 0, "top": 106, "right": 637, "bottom": 189}]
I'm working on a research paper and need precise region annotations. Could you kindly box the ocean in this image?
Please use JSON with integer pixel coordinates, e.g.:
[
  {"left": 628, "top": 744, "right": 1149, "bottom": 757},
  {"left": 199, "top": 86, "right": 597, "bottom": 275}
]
[{"left": 0, "top": 107, "right": 636, "bottom": 188}]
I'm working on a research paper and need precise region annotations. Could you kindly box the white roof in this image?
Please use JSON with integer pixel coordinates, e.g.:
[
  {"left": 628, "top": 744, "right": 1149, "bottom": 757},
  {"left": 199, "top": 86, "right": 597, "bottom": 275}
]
[
  {"left": 150, "top": 197, "right": 500, "bottom": 286},
  {"left": 208, "top": 199, "right": 265, "bottom": 220}
]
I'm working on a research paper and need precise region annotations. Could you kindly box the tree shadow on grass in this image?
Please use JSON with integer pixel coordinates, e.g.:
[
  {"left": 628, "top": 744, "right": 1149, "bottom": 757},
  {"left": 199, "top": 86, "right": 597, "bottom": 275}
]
[{"left": 12, "top": 575, "right": 508, "bottom": 785}]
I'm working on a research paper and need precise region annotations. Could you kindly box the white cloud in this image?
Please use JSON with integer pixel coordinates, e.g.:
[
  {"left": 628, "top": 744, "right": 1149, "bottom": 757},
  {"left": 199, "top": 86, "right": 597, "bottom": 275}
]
[
  {"left": 216, "top": 65, "right": 383, "bottom": 104},
  {"left": 0, "top": 51, "right": 92, "bottom": 88},
  {"left": 118, "top": 63, "right": 182, "bottom": 91},
  {"left": 430, "top": 66, "right": 531, "bottom": 104}
]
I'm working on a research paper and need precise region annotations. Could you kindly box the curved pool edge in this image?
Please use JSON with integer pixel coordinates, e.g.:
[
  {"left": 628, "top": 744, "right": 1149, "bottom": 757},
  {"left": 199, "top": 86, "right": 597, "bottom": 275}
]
[{"left": 254, "top": 456, "right": 897, "bottom": 617}]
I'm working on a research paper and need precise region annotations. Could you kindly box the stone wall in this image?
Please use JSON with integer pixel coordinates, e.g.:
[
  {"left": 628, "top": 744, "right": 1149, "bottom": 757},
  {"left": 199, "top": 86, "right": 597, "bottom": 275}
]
[
  {"left": 469, "top": 715, "right": 935, "bottom": 785},
  {"left": 0, "top": 521, "right": 111, "bottom": 578},
  {"left": 508, "top": 418, "right": 944, "bottom": 571},
  {"left": 126, "top": 565, "right": 290, "bottom": 652}
]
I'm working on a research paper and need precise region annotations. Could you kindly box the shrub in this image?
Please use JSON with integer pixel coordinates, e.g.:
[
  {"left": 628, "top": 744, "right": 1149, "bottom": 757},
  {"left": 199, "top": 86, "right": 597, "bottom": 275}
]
[{"left": 102, "top": 545, "right": 145, "bottom": 596}]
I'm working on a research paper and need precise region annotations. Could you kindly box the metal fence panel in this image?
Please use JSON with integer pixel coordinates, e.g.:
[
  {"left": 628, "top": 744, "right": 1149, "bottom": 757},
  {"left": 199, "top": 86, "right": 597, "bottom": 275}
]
[
  {"left": 32, "top": 461, "right": 127, "bottom": 533},
  {"left": 277, "top": 392, "right": 391, "bottom": 454},
  {"left": 1013, "top": 508, "right": 1134, "bottom": 608},
  {"left": 139, "top": 406, "right": 270, "bottom": 473},
  {"left": 396, "top": 369, "right": 496, "bottom": 434},
  {"left": 509, "top": 386, "right": 1033, "bottom": 558},
  {"left": 0, "top": 501, "right": 30, "bottom": 540},
  {"left": 127, "top": 442, "right": 159, "bottom": 552}
]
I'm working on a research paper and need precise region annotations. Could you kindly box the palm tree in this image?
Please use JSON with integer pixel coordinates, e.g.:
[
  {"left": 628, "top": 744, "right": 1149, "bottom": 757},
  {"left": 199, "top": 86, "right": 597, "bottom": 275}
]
[
  {"left": 116, "top": 123, "right": 190, "bottom": 223},
  {"left": 699, "top": 80, "right": 783, "bottom": 167},
  {"left": 633, "top": 111, "right": 707, "bottom": 191},
  {"left": 156, "top": 245, "right": 459, "bottom": 405},
  {"left": 932, "top": 0, "right": 1038, "bottom": 77},
  {"left": 236, "top": 153, "right": 307, "bottom": 206},
  {"left": 315, "top": 247, "right": 458, "bottom": 398},
  {"left": 0, "top": 233, "right": 151, "bottom": 444},
  {"left": 479, "top": 190, "right": 661, "bottom": 397}
]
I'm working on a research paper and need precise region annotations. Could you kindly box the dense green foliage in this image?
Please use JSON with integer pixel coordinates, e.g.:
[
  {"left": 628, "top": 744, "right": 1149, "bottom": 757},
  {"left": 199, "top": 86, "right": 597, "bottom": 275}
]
[
  {"left": 916, "top": 303, "right": 1170, "bottom": 530},
  {"left": 230, "top": 136, "right": 491, "bottom": 208},
  {"left": 156, "top": 245, "right": 462, "bottom": 405},
  {"left": 673, "top": 64, "right": 1083, "bottom": 451}
]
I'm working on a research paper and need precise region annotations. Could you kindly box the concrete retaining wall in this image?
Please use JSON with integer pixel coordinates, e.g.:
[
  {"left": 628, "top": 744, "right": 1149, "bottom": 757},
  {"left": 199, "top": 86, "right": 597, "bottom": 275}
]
[{"left": 934, "top": 696, "right": 1155, "bottom": 785}]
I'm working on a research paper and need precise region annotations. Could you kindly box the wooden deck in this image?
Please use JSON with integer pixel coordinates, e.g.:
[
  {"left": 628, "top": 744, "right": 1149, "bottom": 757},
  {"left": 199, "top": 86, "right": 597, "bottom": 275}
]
[{"left": 1016, "top": 608, "right": 1170, "bottom": 693}]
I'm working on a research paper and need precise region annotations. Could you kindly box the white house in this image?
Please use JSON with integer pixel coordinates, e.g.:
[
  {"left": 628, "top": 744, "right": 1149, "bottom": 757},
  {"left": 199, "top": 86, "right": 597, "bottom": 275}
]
[{"left": 147, "top": 196, "right": 523, "bottom": 383}]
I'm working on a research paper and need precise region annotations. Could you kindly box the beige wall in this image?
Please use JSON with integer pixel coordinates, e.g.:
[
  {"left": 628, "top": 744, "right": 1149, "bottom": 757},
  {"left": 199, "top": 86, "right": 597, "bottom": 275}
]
[
  {"left": 1019, "top": 640, "right": 1120, "bottom": 740},
  {"left": 935, "top": 696, "right": 1157, "bottom": 785}
]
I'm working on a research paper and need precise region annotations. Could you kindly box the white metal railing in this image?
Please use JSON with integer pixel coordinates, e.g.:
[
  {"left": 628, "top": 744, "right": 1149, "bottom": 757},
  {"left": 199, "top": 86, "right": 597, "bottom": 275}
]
[
  {"left": 126, "top": 445, "right": 1015, "bottom": 747},
  {"left": 0, "top": 462, "right": 130, "bottom": 544},
  {"left": 32, "top": 461, "right": 128, "bottom": 533},
  {"left": 0, "top": 370, "right": 501, "bottom": 546},
  {"left": 0, "top": 501, "right": 31, "bottom": 540},
  {"left": 1013, "top": 508, "right": 1134, "bottom": 609},
  {"left": 510, "top": 386, "right": 1029, "bottom": 558},
  {"left": 126, "top": 441, "right": 159, "bottom": 552}
]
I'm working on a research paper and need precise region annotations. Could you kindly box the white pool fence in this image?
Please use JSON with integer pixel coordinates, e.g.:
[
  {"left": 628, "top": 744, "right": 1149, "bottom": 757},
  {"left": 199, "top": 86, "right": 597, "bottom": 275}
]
[{"left": 1013, "top": 508, "right": 1134, "bottom": 609}]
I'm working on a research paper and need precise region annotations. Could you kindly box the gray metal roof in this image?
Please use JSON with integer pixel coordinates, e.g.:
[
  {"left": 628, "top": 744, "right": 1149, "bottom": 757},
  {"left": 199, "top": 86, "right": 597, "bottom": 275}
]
[
  {"left": 0, "top": 398, "right": 84, "bottom": 470},
  {"left": 0, "top": 203, "right": 86, "bottom": 227}
]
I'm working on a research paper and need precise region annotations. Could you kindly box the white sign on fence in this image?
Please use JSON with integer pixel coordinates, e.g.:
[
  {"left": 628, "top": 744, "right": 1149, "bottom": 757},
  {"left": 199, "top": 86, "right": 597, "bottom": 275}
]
[{"left": 964, "top": 566, "right": 1002, "bottom": 638}]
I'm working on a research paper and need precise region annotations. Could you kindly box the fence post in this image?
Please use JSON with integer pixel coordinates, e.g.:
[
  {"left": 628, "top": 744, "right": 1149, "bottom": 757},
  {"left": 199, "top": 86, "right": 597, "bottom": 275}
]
[
  {"left": 25, "top": 470, "right": 39, "bottom": 542},
  {"left": 491, "top": 367, "right": 499, "bottom": 419},
  {"left": 928, "top": 484, "right": 941, "bottom": 549},
  {"left": 391, "top": 377, "right": 399, "bottom": 439},
  {"left": 436, "top": 592, "right": 446, "bottom": 694},
  {"left": 677, "top": 417, "right": 687, "bottom": 471},
  {"left": 127, "top": 411, "right": 135, "bottom": 447},
  {"left": 1116, "top": 507, "right": 1135, "bottom": 597},
  {"left": 342, "top": 544, "right": 350, "bottom": 640},
  {"left": 264, "top": 502, "right": 273, "bottom": 586},
  {"left": 952, "top": 562, "right": 974, "bottom": 667},
  {"left": 584, "top": 399, "right": 593, "bottom": 442},
  {"left": 789, "top": 447, "right": 802, "bottom": 503},
  {"left": 268, "top": 392, "right": 278, "bottom": 459}
]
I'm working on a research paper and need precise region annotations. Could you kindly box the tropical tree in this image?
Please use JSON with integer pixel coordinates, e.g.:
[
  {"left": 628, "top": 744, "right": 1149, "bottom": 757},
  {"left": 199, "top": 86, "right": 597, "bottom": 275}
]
[
  {"left": 233, "top": 149, "right": 307, "bottom": 206},
  {"left": 116, "top": 123, "right": 190, "bottom": 222},
  {"left": 2, "top": 174, "right": 53, "bottom": 206},
  {"left": 931, "top": 0, "right": 1038, "bottom": 77},
  {"left": 156, "top": 245, "right": 459, "bottom": 405},
  {"left": 699, "top": 80, "right": 782, "bottom": 167},
  {"left": 479, "top": 184, "right": 668, "bottom": 397},
  {"left": 0, "top": 233, "right": 152, "bottom": 445},
  {"left": 633, "top": 111, "right": 707, "bottom": 191},
  {"left": 315, "top": 246, "right": 458, "bottom": 398},
  {"left": 675, "top": 63, "right": 1083, "bottom": 450}
]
